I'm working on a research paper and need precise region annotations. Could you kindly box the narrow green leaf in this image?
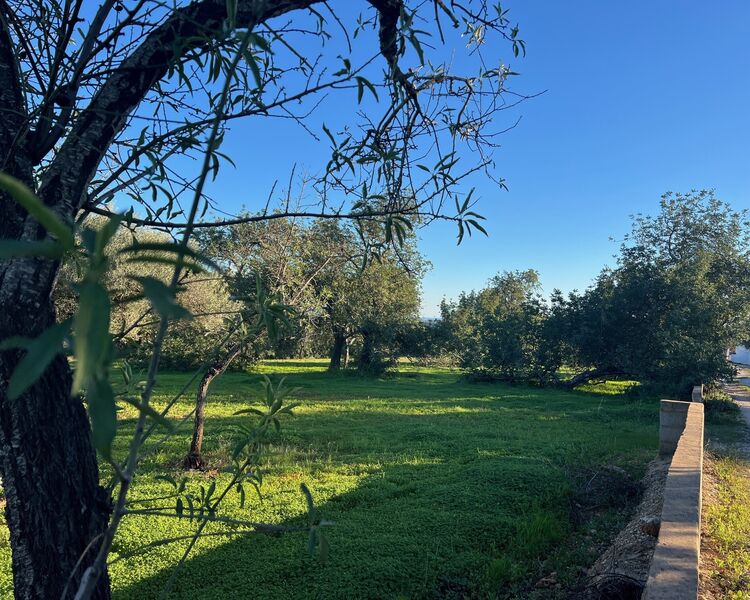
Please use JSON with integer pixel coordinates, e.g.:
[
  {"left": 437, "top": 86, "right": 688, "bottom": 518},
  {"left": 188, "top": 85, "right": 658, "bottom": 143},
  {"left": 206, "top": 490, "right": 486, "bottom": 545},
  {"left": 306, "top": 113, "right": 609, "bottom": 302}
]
[
  {"left": 0, "top": 239, "right": 64, "bottom": 260},
  {"left": 467, "top": 219, "right": 488, "bottom": 236},
  {"left": 355, "top": 76, "right": 379, "bottom": 102},
  {"left": 120, "top": 396, "right": 174, "bottom": 432},
  {"left": 245, "top": 51, "right": 262, "bottom": 87},
  {"left": 322, "top": 124, "right": 336, "bottom": 146},
  {"left": 205, "top": 481, "right": 216, "bottom": 505},
  {"left": 0, "top": 336, "right": 31, "bottom": 351},
  {"left": 234, "top": 407, "right": 266, "bottom": 416},
  {"left": 6, "top": 321, "right": 71, "bottom": 400},
  {"left": 87, "top": 376, "right": 117, "bottom": 455},
  {"left": 119, "top": 242, "right": 218, "bottom": 270},
  {"left": 155, "top": 474, "right": 178, "bottom": 488},
  {"left": 72, "top": 282, "right": 111, "bottom": 395},
  {"left": 134, "top": 276, "right": 192, "bottom": 320},
  {"left": 0, "top": 173, "right": 74, "bottom": 249},
  {"left": 356, "top": 78, "right": 364, "bottom": 103}
]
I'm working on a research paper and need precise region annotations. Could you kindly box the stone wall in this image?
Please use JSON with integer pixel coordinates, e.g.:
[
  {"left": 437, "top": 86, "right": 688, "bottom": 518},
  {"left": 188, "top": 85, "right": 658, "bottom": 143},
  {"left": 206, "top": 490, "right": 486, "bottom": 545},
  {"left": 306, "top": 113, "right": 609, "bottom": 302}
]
[{"left": 642, "top": 400, "right": 704, "bottom": 600}]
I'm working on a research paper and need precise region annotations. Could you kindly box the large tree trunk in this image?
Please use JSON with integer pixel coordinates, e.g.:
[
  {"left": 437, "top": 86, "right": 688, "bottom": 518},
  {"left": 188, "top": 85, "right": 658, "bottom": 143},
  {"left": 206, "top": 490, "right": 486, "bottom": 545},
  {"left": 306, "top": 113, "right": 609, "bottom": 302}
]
[
  {"left": 1, "top": 14, "right": 111, "bottom": 591},
  {"left": 184, "top": 343, "right": 243, "bottom": 470},
  {"left": 328, "top": 333, "right": 346, "bottom": 372},
  {"left": 0, "top": 305, "right": 111, "bottom": 599}
]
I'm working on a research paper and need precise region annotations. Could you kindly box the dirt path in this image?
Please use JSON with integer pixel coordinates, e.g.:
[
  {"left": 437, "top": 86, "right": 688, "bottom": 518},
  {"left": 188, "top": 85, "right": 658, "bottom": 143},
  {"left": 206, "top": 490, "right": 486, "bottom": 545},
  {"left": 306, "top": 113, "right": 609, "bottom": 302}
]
[{"left": 726, "top": 366, "right": 750, "bottom": 441}]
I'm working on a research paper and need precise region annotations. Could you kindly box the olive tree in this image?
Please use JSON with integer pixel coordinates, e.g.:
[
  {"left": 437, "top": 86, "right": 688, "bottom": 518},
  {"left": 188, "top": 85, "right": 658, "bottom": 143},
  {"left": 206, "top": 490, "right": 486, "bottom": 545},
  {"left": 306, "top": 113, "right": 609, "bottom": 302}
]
[
  {"left": 562, "top": 191, "right": 750, "bottom": 391},
  {"left": 344, "top": 245, "right": 425, "bottom": 374},
  {"left": 55, "top": 217, "right": 240, "bottom": 369},
  {"left": 441, "top": 269, "right": 549, "bottom": 381},
  {"left": 0, "top": 1, "right": 526, "bottom": 597},
  {"left": 182, "top": 216, "right": 340, "bottom": 469}
]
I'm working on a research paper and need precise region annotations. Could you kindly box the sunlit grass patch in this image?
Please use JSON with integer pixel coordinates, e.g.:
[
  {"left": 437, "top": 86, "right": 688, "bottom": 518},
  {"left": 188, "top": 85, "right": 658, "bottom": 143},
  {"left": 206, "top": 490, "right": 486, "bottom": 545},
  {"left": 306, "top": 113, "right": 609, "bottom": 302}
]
[
  {"left": 705, "top": 455, "right": 750, "bottom": 599},
  {"left": 576, "top": 378, "right": 639, "bottom": 396}
]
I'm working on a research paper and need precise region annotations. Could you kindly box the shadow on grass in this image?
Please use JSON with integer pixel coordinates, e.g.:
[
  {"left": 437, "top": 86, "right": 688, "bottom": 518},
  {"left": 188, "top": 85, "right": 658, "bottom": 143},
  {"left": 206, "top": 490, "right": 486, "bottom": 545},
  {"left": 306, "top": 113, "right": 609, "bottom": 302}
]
[
  {"left": 113, "top": 453, "right": 574, "bottom": 600},
  {"left": 110, "top": 371, "right": 659, "bottom": 600}
]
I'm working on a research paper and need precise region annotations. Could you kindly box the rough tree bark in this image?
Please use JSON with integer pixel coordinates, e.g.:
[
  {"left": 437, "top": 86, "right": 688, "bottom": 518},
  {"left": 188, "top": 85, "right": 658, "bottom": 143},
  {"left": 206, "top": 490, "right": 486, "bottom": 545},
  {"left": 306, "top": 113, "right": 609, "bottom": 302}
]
[
  {"left": 1, "top": 11, "right": 113, "bottom": 598},
  {"left": 0, "top": 350, "right": 112, "bottom": 600},
  {"left": 184, "top": 343, "right": 243, "bottom": 470}
]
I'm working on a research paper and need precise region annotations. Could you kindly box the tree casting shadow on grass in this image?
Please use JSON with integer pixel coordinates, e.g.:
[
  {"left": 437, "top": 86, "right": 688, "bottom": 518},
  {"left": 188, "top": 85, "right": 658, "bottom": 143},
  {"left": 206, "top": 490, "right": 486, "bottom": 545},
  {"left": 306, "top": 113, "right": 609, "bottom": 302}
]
[
  {"left": 109, "top": 371, "right": 658, "bottom": 600},
  {"left": 113, "top": 454, "right": 571, "bottom": 600}
]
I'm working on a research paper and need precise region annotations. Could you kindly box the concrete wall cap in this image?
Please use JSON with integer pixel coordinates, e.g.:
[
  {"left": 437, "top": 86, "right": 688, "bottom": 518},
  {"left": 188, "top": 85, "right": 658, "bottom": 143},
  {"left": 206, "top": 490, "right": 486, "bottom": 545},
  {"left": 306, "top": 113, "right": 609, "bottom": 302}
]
[{"left": 644, "top": 398, "right": 704, "bottom": 599}]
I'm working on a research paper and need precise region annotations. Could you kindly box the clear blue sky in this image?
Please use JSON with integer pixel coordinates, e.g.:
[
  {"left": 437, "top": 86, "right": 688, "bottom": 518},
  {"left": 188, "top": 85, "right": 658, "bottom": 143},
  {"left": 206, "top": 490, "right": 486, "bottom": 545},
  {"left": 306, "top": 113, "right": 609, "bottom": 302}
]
[{"left": 198, "top": 1, "right": 750, "bottom": 317}]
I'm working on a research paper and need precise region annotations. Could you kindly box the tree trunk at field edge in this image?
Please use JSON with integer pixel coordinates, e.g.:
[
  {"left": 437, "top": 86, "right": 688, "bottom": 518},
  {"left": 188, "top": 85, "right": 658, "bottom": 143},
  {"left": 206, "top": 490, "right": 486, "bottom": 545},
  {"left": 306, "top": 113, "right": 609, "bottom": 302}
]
[
  {"left": 344, "top": 339, "right": 350, "bottom": 368},
  {"left": 564, "top": 367, "right": 624, "bottom": 389},
  {"left": 184, "top": 343, "right": 243, "bottom": 470},
  {"left": 328, "top": 333, "right": 346, "bottom": 372},
  {"left": 358, "top": 331, "right": 374, "bottom": 374}
]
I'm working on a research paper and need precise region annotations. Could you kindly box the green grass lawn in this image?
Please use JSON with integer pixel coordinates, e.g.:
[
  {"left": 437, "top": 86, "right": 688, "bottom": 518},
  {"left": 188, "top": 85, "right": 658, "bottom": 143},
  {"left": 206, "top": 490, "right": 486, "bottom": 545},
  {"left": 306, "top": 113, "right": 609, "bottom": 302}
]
[{"left": 0, "top": 360, "right": 658, "bottom": 599}]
